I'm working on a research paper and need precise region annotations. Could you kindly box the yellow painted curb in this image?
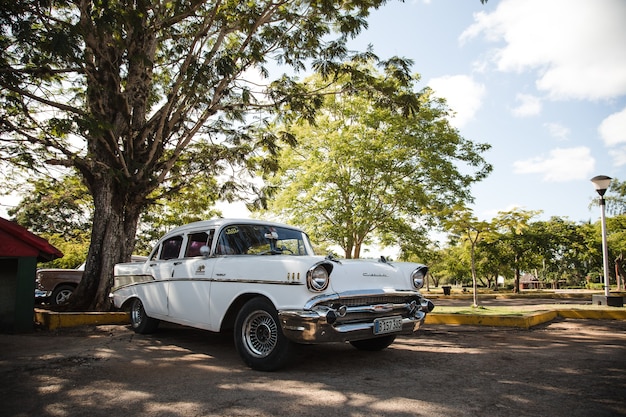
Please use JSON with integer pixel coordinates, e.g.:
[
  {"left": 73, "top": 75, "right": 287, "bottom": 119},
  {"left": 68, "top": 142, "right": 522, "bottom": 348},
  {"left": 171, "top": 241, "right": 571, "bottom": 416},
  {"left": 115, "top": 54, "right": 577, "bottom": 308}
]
[
  {"left": 425, "top": 309, "right": 625, "bottom": 329},
  {"left": 555, "top": 309, "right": 626, "bottom": 320},
  {"left": 425, "top": 311, "right": 557, "bottom": 329},
  {"left": 34, "top": 308, "right": 130, "bottom": 330}
]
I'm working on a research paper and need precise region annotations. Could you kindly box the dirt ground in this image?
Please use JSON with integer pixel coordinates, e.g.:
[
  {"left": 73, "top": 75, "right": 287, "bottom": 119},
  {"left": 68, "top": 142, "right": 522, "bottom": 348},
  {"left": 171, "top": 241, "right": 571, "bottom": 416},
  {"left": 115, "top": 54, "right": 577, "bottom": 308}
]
[{"left": 1, "top": 316, "right": 625, "bottom": 417}]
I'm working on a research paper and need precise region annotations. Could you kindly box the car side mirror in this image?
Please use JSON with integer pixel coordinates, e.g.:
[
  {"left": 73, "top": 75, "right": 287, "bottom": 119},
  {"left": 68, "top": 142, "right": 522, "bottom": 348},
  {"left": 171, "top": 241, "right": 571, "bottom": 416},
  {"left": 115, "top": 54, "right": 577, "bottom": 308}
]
[{"left": 200, "top": 245, "right": 211, "bottom": 257}]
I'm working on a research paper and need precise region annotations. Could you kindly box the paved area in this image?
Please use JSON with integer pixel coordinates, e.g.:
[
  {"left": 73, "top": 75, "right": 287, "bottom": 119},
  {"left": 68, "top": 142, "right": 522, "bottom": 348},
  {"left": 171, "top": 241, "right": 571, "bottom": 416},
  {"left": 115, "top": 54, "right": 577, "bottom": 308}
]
[{"left": 1, "top": 317, "right": 625, "bottom": 417}]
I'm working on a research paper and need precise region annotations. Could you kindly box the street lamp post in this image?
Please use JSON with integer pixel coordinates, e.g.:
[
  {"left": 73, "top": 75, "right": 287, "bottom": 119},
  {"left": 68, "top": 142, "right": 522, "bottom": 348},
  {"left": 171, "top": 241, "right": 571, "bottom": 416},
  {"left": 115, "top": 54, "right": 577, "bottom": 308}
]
[{"left": 590, "top": 175, "right": 612, "bottom": 298}]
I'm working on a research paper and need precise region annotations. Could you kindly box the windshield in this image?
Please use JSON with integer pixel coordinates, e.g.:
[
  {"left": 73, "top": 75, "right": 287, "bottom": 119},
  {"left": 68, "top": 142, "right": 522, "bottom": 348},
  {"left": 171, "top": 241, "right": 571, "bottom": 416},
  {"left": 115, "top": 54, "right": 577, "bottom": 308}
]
[{"left": 215, "top": 224, "right": 311, "bottom": 256}]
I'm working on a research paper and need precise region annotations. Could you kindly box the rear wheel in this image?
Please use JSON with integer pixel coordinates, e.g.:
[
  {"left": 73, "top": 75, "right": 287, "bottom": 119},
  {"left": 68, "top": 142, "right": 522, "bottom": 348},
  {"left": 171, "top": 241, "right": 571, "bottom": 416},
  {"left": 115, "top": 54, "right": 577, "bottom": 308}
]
[
  {"left": 51, "top": 285, "right": 74, "bottom": 306},
  {"left": 129, "top": 298, "right": 159, "bottom": 334},
  {"left": 234, "top": 297, "right": 293, "bottom": 371},
  {"left": 350, "top": 335, "right": 397, "bottom": 351}
]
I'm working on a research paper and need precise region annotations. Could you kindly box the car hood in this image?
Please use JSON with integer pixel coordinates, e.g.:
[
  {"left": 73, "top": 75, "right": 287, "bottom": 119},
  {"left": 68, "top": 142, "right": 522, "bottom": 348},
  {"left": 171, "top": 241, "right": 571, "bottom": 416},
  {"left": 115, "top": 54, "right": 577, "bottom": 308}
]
[{"left": 326, "top": 258, "right": 421, "bottom": 293}]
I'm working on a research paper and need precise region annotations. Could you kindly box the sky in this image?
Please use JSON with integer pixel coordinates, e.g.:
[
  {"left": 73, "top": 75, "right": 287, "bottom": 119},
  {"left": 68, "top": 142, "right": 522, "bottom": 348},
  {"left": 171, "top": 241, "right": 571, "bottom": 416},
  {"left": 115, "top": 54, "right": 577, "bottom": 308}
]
[
  {"left": 2, "top": 0, "right": 625, "bottom": 229},
  {"left": 218, "top": 0, "right": 626, "bottom": 226},
  {"left": 341, "top": 0, "right": 626, "bottom": 224}
]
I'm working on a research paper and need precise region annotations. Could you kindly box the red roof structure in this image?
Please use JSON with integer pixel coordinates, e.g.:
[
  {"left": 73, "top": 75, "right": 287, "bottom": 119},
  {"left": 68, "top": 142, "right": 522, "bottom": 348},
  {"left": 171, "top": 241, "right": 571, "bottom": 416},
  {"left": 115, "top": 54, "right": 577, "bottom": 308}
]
[{"left": 0, "top": 217, "right": 63, "bottom": 261}]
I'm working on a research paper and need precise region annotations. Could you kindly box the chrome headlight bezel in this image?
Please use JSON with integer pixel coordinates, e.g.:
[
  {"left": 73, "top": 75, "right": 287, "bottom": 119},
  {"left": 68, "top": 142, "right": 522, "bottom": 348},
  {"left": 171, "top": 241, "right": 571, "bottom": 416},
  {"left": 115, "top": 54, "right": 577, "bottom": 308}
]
[
  {"left": 411, "top": 266, "right": 428, "bottom": 289},
  {"left": 306, "top": 263, "right": 332, "bottom": 292}
]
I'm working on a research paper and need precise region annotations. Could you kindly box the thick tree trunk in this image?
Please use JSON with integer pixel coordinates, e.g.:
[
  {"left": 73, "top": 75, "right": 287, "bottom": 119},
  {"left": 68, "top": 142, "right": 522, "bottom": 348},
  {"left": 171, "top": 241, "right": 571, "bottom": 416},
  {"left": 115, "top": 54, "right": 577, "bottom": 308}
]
[{"left": 70, "top": 176, "right": 141, "bottom": 311}]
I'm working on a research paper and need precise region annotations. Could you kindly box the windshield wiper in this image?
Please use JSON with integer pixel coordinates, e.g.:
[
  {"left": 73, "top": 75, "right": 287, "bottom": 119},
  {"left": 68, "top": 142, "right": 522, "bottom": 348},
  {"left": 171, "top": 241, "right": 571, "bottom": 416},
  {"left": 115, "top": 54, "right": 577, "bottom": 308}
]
[{"left": 257, "top": 249, "right": 283, "bottom": 255}]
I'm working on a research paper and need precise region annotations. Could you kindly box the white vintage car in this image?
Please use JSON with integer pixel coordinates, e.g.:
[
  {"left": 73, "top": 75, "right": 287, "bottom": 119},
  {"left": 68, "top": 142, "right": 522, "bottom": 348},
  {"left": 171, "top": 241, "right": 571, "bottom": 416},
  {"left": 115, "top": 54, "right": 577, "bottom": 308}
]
[{"left": 111, "top": 219, "right": 434, "bottom": 371}]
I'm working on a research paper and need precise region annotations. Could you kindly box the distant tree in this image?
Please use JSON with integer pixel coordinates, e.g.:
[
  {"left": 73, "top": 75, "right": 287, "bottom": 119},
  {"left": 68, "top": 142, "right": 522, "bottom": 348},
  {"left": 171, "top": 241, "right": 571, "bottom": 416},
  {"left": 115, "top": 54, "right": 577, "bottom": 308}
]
[
  {"left": 8, "top": 175, "right": 92, "bottom": 237},
  {"left": 444, "top": 206, "right": 491, "bottom": 307},
  {"left": 8, "top": 175, "right": 92, "bottom": 268},
  {"left": 492, "top": 208, "right": 542, "bottom": 293},
  {"left": 605, "top": 178, "right": 626, "bottom": 215},
  {"left": 474, "top": 238, "right": 508, "bottom": 289},
  {"left": 438, "top": 245, "right": 471, "bottom": 287},
  {"left": 263, "top": 65, "right": 492, "bottom": 258},
  {"left": 528, "top": 217, "right": 594, "bottom": 289}
]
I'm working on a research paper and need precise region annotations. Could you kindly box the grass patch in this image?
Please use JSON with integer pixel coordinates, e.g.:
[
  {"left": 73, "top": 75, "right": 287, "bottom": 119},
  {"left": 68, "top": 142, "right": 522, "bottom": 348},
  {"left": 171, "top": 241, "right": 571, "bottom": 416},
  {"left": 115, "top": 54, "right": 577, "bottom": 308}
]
[{"left": 434, "top": 306, "right": 530, "bottom": 316}]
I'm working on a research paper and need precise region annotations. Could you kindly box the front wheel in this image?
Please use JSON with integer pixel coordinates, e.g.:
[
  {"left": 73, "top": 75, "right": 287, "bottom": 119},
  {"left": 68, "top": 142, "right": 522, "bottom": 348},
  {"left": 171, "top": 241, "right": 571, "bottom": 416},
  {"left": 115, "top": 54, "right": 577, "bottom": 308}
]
[
  {"left": 350, "top": 335, "right": 397, "bottom": 351},
  {"left": 129, "top": 298, "right": 160, "bottom": 334},
  {"left": 51, "top": 285, "right": 74, "bottom": 305},
  {"left": 234, "top": 297, "right": 293, "bottom": 371}
]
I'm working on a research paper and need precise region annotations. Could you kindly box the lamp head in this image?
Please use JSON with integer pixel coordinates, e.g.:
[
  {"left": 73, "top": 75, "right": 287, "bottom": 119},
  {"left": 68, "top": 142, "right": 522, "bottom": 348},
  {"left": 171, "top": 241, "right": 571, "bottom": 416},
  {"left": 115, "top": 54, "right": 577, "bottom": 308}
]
[{"left": 591, "top": 175, "right": 612, "bottom": 197}]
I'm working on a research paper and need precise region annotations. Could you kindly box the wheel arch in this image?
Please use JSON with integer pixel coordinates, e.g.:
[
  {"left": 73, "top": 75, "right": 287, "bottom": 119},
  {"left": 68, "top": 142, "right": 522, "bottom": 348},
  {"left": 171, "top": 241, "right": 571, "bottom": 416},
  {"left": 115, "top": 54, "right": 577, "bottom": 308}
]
[
  {"left": 220, "top": 293, "right": 274, "bottom": 332},
  {"left": 52, "top": 282, "right": 77, "bottom": 291},
  {"left": 120, "top": 295, "right": 140, "bottom": 312}
]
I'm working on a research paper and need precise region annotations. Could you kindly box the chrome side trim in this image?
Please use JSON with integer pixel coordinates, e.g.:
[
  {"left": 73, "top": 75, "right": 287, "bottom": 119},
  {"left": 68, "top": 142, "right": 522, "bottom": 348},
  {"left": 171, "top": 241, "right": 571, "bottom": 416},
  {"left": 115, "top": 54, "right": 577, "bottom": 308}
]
[{"left": 111, "top": 275, "right": 305, "bottom": 292}]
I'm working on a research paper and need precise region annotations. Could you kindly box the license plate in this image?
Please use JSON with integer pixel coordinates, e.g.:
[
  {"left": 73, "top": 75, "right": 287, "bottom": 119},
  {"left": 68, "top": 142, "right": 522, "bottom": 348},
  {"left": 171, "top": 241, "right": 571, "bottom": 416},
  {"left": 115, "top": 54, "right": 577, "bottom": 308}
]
[{"left": 374, "top": 316, "right": 403, "bottom": 335}]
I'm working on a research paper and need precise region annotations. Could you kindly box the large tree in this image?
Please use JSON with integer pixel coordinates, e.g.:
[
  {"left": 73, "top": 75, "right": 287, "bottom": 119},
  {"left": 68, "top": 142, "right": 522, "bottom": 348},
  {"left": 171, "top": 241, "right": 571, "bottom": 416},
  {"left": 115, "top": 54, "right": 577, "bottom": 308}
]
[
  {"left": 0, "top": 0, "right": 396, "bottom": 310},
  {"left": 263, "top": 66, "right": 492, "bottom": 258}
]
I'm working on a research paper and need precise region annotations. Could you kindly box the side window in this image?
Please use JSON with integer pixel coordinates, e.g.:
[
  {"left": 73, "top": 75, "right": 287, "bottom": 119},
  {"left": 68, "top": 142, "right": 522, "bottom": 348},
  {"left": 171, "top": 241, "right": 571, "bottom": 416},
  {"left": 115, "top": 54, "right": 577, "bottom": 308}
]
[
  {"left": 160, "top": 236, "right": 183, "bottom": 260},
  {"left": 216, "top": 226, "right": 246, "bottom": 255},
  {"left": 185, "top": 231, "right": 214, "bottom": 257}
]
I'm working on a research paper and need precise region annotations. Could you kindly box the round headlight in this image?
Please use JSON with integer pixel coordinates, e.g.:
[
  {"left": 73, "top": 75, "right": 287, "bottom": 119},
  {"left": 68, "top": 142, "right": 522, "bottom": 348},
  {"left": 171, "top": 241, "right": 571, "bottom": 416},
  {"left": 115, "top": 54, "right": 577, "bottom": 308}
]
[
  {"left": 411, "top": 266, "right": 428, "bottom": 289},
  {"left": 307, "top": 264, "right": 330, "bottom": 292}
]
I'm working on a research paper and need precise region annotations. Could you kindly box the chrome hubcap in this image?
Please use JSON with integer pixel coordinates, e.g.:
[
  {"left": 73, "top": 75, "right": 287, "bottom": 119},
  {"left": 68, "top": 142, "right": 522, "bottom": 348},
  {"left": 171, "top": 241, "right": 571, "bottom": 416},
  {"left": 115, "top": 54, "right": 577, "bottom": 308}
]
[
  {"left": 131, "top": 301, "right": 143, "bottom": 327},
  {"left": 242, "top": 310, "right": 278, "bottom": 358}
]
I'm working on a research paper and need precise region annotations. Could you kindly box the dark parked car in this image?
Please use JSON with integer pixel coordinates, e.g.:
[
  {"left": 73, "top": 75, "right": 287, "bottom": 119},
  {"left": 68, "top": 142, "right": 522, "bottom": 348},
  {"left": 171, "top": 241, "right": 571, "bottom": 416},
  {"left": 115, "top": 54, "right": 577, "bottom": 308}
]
[{"left": 35, "top": 256, "right": 147, "bottom": 305}]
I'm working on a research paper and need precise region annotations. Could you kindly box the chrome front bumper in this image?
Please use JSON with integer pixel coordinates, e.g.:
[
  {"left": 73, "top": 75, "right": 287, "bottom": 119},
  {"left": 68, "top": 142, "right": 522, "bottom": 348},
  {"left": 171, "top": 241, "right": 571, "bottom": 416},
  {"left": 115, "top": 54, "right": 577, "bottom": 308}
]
[{"left": 278, "top": 291, "right": 435, "bottom": 344}]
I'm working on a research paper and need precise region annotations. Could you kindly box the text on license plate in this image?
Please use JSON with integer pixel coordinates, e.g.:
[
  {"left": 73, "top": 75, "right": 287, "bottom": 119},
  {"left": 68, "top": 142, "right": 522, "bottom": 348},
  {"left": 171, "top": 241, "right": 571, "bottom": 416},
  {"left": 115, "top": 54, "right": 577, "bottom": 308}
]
[{"left": 374, "top": 316, "right": 403, "bottom": 335}]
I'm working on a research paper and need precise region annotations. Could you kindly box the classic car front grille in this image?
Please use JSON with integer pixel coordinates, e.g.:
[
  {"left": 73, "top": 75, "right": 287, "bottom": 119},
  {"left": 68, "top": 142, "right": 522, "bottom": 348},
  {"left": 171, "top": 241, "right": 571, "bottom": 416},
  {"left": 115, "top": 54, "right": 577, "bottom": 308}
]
[{"left": 337, "top": 296, "right": 415, "bottom": 307}]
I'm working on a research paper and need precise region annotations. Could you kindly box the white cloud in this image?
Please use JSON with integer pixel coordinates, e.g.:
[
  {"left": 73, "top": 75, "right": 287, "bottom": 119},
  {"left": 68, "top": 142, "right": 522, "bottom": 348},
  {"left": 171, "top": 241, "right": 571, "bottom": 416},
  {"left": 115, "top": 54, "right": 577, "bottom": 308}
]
[
  {"left": 599, "top": 107, "right": 626, "bottom": 146},
  {"left": 598, "top": 107, "right": 626, "bottom": 167},
  {"left": 609, "top": 148, "right": 626, "bottom": 168},
  {"left": 427, "top": 75, "right": 486, "bottom": 128},
  {"left": 513, "top": 147, "right": 594, "bottom": 181},
  {"left": 544, "top": 122, "right": 570, "bottom": 141},
  {"left": 460, "top": 0, "right": 626, "bottom": 101},
  {"left": 512, "top": 93, "right": 541, "bottom": 117}
]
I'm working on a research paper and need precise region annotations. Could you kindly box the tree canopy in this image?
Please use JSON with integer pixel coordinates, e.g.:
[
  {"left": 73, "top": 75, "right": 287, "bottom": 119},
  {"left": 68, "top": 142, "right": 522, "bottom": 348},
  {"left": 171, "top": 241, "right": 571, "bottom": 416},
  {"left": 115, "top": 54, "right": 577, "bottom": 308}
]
[{"left": 262, "top": 64, "right": 492, "bottom": 258}]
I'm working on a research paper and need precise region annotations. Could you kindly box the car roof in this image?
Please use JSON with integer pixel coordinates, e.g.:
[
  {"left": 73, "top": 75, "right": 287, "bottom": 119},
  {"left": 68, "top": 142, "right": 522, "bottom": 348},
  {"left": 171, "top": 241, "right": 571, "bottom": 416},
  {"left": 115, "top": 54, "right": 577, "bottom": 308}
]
[{"left": 161, "top": 218, "right": 304, "bottom": 239}]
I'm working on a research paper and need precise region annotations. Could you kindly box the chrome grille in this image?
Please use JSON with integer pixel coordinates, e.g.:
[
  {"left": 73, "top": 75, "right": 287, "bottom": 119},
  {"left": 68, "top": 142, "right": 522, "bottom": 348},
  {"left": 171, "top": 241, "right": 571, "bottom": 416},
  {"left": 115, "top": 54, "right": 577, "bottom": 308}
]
[{"left": 321, "top": 295, "right": 416, "bottom": 307}]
